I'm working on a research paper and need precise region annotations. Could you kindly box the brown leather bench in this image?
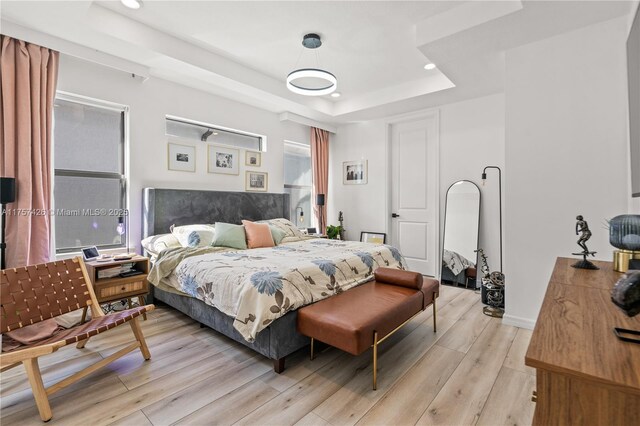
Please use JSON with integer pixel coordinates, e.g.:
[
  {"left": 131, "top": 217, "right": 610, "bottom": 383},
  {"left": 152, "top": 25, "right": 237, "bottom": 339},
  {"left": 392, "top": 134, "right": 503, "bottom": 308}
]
[{"left": 297, "top": 267, "right": 439, "bottom": 390}]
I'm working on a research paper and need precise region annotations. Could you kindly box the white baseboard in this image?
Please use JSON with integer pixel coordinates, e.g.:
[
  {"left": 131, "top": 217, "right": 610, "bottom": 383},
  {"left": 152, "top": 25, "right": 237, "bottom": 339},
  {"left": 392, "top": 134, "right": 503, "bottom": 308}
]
[{"left": 502, "top": 313, "right": 536, "bottom": 330}]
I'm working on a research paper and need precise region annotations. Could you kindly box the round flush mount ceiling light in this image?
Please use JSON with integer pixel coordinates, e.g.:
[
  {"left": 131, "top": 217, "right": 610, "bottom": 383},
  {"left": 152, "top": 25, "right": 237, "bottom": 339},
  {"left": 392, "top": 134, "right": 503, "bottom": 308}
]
[
  {"left": 331, "top": 92, "right": 341, "bottom": 98},
  {"left": 287, "top": 33, "right": 337, "bottom": 96},
  {"left": 424, "top": 63, "right": 436, "bottom": 70},
  {"left": 121, "top": 0, "right": 143, "bottom": 10}
]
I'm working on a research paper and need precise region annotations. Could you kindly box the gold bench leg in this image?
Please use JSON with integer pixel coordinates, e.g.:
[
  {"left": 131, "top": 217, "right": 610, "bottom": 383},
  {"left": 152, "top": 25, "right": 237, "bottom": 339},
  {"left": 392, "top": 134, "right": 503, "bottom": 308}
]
[
  {"left": 310, "top": 337, "right": 315, "bottom": 361},
  {"left": 373, "top": 331, "right": 378, "bottom": 390},
  {"left": 433, "top": 292, "right": 437, "bottom": 333}
]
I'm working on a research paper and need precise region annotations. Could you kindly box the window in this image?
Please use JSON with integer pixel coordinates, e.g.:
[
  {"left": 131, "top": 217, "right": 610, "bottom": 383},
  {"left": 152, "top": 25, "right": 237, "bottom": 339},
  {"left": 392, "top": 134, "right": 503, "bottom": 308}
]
[
  {"left": 284, "top": 141, "right": 312, "bottom": 229},
  {"left": 53, "top": 95, "right": 128, "bottom": 253},
  {"left": 166, "top": 116, "right": 264, "bottom": 151}
]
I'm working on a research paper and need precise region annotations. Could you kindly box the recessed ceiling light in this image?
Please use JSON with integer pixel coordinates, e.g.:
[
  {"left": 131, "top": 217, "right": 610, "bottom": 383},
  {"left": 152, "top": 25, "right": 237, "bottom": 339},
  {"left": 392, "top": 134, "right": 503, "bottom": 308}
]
[
  {"left": 424, "top": 63, "right": 436, "bottom": 70},
  {"left": 331, "top": 92, "right": 341, "bottom": 98},
  {"left": 121, "top": 0, "right": 143, "bottom": 10}
]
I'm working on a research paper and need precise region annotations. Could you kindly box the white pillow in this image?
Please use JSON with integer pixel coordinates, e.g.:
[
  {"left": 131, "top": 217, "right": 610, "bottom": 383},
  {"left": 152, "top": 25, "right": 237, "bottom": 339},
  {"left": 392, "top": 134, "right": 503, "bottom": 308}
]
[
  {"left": 141, "top": 233, "right": 181, "bottom": 255},
  {"left": 263, "top": 218, "right": 306, "bottom": 238},
  {"left": 171, "top": 224, "right": 216, "bottom": 248}
]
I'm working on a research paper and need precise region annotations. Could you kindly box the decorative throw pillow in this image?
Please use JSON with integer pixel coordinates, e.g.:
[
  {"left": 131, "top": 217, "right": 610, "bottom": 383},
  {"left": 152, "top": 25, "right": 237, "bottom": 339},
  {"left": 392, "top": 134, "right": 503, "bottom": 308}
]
[
  {"left": 242, "top": 220, "right": 275, "bottom": 249},
  {"left": 171, "top": 224, "right": 216, "bottom": 248},
  {"left": 269, "top": 225, "right": 287, "bottom": 245},
  {"left": 280, "top": 235, "right": 312, "bottom": 244},
  {"left": 213, "top": 222, "right": 248, "bottom": 250},
  {"left": 262, "top": 218, "right": 306, "bottom": 239},
  {"left": 141, "top": 233, "right": 181, "bottom": 255}
]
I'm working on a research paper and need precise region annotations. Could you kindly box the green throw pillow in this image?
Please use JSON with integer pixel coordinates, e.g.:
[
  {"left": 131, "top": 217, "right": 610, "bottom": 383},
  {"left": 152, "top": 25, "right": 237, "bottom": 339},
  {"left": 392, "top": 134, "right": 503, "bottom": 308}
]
[
  {"left": 213, "top": 222, "right": 247, "bottom": 250},
  {"left": 269, "top": 225, "right": 287, "bottom": 245}
]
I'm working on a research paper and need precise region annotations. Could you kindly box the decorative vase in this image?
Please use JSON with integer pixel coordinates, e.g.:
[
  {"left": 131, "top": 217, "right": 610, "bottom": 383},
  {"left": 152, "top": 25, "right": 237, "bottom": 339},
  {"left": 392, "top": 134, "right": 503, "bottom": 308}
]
[{"left": 610, "top": 215, "right": 640, "bottom": 272}]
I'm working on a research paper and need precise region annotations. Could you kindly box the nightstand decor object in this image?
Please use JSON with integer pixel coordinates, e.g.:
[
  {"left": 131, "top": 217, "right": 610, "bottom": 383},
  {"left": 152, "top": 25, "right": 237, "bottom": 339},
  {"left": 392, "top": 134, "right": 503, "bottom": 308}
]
[{"left": 610, "top": 214, "right": 640, "bottom": 272}]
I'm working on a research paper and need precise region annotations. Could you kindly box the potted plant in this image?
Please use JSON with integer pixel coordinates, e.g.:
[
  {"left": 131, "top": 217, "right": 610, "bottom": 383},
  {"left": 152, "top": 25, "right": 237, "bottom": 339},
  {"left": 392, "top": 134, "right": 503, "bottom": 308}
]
[{"left": 326, "top": 225, "right": 344, "bottom": 240}]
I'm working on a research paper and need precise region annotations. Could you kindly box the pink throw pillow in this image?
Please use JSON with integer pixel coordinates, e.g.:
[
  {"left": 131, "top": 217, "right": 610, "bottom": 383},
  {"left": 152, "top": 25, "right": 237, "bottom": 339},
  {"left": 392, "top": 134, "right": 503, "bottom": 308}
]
[{"left": 242, "top": 220, "right": 275, "bottom": 249}]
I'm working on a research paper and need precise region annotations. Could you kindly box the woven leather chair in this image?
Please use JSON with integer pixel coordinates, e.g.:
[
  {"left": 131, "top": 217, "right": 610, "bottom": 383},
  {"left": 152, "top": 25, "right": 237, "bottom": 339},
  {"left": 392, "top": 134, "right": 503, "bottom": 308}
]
[{"left": 0, "top": 257, "right": 155, "bottom": 422}]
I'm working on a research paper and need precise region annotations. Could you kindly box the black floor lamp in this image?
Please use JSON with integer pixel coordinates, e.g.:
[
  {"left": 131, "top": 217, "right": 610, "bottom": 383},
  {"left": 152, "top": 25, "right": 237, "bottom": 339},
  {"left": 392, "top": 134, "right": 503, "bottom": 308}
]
[
  {"left": 481, "top": 166, "right": 504, "bottom": 318},
  {"left": 481, "top": 166, "right": 502, "bottom": 272},
  {"left": 1, "top": 177, "right": 17, "bottom": 270},
  {"left": 316, "top": 194, "right": 325, "bottom": 234}
]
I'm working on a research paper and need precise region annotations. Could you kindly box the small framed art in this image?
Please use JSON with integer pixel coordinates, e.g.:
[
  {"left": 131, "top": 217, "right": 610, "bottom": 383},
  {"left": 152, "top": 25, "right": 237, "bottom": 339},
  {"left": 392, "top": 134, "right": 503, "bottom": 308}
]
[
  {"left": 208, "top": 145, "right": 240, "bottom": 175},
  {"left": 245, "top": 150, "right": 262, "bottom": 167},
  {"left": 168, "top": 142, "right": 196, "bottom": 172},
  {"left": 343, "top": 160, "right": 368, "bottom": 185},
  {"left": 246, "top": 171, "right": 268, "bottom": 192},
  {"left": 361, "top": 232, "right": 386, "bottom": 244}
]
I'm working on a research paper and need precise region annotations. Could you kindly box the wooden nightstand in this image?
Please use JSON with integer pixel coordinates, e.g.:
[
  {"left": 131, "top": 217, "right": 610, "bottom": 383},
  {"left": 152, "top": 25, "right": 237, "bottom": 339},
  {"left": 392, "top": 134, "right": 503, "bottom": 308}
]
[{"left": 82, "top": 255, "right": 150, "bottom": 321}]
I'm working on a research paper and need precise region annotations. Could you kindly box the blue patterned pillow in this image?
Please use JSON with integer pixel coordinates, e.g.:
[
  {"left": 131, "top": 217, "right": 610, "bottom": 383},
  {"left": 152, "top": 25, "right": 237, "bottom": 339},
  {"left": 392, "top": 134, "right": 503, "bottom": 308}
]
[{"left": 171, "top": 224, "right": 215, "bottom": 248}]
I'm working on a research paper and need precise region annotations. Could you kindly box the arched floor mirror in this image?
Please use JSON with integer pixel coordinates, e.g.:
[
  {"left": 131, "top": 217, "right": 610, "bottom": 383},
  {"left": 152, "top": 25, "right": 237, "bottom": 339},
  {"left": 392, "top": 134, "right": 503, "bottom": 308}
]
[{"left": 441, "top": 180, "right": 481, "bottom": 289}]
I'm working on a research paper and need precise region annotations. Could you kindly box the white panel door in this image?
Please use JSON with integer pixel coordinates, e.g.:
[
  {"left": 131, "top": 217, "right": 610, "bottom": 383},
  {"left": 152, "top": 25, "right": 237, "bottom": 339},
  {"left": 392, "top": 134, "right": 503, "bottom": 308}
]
[{"left": 390, "top": 116, "right": 438, "bottom": 276}]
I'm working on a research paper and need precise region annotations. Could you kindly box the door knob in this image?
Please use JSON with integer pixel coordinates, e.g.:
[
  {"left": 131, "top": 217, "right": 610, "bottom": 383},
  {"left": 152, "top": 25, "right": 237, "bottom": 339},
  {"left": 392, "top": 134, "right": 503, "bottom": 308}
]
[{"left": 391, "top": 213, "right": 400, "bottom": 218}]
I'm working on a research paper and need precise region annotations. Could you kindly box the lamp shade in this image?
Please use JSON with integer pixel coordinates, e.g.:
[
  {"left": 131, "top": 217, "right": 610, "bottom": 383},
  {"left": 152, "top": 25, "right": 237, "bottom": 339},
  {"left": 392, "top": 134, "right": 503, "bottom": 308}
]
[
  {"left": 610, "top": 215, "right": 640, "bottom": 251},
  {"left": 0, "top": 177, "right": 16, "bottom": 204},
  {"left": 316, "top": 194, "right": 325, "bottom": 206}
]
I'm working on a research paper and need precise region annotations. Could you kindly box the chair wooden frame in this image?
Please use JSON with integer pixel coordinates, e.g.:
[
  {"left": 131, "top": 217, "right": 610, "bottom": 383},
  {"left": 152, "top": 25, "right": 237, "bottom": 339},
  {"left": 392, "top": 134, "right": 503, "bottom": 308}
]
[{"left": 0, "top": 257, "right": 154, "bottom": 422}]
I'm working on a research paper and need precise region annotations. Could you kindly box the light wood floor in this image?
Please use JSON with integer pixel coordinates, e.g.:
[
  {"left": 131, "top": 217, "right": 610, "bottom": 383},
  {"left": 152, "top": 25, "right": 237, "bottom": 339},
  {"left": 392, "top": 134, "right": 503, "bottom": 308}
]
[{"left": 1, "top": 285, "right": 536, "bottom": 426}]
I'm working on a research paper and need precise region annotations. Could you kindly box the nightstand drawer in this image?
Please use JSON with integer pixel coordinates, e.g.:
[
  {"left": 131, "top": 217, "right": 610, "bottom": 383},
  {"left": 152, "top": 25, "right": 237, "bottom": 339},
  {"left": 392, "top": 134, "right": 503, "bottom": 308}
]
[{"left": 98, "top": 280, "right": 147, "bottom": 299}]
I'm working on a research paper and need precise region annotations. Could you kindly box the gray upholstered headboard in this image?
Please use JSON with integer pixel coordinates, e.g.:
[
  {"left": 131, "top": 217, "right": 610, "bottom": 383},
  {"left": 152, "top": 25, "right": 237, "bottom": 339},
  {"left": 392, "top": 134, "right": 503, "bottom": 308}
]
[{"left": 142, "top": 188, "right": 290, "bottom": 237}]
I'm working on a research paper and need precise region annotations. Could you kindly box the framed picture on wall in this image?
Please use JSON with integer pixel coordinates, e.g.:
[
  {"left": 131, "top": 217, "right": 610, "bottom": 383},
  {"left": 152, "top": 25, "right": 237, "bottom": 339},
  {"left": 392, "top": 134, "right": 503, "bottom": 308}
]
[
  {"left": 360, "top": 232, "right": 386, "bottom": 244},
  {"left": 245, "top": 150, "right": 262, "bottom": 167},
  {"left": 246, "top": 171, "right": 268, "bottom": 192},
  {"left": 343, "top": 160, "right": 368, "bottom": 185},
  {"left": 208, "top": 145, "right": 239, "bottom": 175},
  {"left": 168, "top": 142, "right": 196, "bottom": 172}
]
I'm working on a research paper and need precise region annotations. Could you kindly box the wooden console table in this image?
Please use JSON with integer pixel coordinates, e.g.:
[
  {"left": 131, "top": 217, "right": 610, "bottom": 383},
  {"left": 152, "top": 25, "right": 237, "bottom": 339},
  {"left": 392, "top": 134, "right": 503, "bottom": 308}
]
[{"left": 525, "top": 257, "right": 640, "bottom": 425}]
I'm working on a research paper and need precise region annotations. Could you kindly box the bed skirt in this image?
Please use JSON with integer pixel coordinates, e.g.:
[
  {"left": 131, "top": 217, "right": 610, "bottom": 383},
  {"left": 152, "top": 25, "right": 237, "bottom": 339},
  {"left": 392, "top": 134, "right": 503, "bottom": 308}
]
[{"left": 150, "top": 285, "right": 310, "bottom": 368}]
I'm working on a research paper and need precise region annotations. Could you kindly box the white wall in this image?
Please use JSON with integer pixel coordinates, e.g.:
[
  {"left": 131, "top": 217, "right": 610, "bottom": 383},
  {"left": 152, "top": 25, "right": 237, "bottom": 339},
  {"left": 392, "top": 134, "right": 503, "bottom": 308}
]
[
  {"left": 503, "top": 16, "right": 632, "bottom": 328},
  {"left": 439, "top": 94, "right": 506, "bottom": 277},
  {"left": 329, "top": 93, "right": 506, "bottom": 278},
  {"left": 56, "top": 55, "right": 309, "bottom": 252}
]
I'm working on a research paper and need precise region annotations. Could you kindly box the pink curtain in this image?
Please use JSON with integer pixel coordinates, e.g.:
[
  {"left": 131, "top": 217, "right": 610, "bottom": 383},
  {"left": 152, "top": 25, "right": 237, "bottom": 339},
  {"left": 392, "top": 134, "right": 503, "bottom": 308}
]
[
  {"left": 311, "top": 127, "right": 329, "bottom": 234},
  {"left": 1, "top": 36, "right": 59, "bottom": 268}
]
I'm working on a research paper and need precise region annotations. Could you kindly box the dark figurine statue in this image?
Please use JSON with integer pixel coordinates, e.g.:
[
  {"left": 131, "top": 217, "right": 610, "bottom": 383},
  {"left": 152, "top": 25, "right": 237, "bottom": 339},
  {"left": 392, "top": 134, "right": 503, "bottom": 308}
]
[
  {"left": 571, "top": 214, "right": 599, "bottom": 270},
  {"left": 576, "top": 215, "right": 593, "bottom": 255}
]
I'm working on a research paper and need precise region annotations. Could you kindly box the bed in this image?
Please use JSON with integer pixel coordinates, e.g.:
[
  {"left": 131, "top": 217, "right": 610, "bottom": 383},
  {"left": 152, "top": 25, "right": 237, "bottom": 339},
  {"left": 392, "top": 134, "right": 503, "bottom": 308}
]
[{"left": 142, "top": 188, "right": 405, "bottom": 372}]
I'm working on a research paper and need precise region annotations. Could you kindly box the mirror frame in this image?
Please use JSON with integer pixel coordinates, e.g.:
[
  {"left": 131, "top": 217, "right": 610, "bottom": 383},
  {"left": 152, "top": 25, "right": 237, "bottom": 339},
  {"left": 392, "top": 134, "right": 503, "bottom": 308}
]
[{"left": 441, "top": 179, "right": 481, "bottom": 286}]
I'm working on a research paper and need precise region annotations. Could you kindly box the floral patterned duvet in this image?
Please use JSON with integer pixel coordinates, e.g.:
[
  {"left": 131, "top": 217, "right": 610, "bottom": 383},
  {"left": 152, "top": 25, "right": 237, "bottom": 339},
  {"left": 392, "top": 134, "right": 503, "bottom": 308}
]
[{"left": 151, "top": 238, "right": 406, "bottom": 342}]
